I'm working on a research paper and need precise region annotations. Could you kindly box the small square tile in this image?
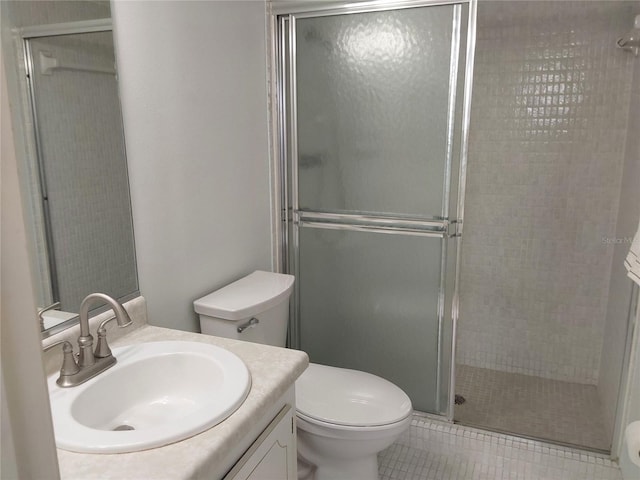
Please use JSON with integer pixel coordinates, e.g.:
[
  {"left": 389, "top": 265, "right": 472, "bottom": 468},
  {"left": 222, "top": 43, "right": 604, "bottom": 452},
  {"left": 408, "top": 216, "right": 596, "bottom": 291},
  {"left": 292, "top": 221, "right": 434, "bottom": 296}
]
[
  {"left": 454, "top": 365, "right": 610, "bottom": 450},
  {"left": 379, "top": 415, "right": 621, "bottom": 480}
]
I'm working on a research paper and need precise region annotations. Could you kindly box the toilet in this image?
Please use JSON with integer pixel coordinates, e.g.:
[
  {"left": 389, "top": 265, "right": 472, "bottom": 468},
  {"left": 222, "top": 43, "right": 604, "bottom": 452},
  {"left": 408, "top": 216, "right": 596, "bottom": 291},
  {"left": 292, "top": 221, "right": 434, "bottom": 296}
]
[{"left": 194, "top": 271, "right": 412, "bottom": 480}]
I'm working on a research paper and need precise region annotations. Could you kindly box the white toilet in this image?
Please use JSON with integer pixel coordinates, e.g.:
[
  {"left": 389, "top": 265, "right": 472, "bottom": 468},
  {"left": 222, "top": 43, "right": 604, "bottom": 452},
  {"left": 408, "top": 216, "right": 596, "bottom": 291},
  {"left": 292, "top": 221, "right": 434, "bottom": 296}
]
[{"left": 194, "top": 271, "right": 412, "bottom": 480}]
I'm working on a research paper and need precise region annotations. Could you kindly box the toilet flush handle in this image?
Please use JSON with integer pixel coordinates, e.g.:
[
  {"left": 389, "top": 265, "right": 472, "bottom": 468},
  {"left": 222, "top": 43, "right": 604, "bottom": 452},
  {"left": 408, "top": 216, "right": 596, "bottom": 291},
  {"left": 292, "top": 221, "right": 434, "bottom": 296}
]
[{"left": 237, "top": 317, "right": 259, "bottom": 333}]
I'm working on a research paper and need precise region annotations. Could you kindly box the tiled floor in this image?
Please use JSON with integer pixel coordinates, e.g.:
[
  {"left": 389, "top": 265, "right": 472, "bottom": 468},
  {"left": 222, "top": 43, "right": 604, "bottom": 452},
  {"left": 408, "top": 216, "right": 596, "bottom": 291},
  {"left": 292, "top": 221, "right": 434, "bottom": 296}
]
[
  {"left": 454, "top": 365, "right": 610, "bottom": 451},
  {"left": 378, "top": 416, "right": 621, "bottom": 480}
]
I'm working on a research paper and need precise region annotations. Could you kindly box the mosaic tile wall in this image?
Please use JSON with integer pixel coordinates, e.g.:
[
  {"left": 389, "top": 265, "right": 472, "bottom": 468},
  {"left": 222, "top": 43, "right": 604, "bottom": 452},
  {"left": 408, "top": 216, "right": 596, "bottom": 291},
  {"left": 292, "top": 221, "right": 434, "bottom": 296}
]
[{"left": 458, "top": 1, "right": 637, "bottom": 384}]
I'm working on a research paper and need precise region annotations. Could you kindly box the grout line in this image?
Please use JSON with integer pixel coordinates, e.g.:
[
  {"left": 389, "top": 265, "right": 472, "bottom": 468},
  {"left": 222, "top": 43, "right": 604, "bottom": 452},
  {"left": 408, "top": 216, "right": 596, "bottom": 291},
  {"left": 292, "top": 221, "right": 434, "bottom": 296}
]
[{"left": 380, "top": 413, "right": 623, "bottom": 479}]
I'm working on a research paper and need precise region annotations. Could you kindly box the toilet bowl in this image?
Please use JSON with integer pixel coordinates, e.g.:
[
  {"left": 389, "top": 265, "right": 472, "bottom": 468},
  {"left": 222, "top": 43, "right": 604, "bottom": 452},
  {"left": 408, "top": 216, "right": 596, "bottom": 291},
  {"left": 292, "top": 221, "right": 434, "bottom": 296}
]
[
  {"left": 296, "top": 363, "right": 412, "bottom": 480},
  {"left": 194, "top": 271, "right": 413, "bottom": 480}
]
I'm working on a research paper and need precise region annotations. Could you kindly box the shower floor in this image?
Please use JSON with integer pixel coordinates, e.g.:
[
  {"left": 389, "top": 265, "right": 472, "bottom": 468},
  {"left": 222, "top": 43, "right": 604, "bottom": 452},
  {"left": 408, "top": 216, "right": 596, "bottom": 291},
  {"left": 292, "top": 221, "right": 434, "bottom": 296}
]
[{"left": 454, "top": 365, "right": 610, "bottom": 451}]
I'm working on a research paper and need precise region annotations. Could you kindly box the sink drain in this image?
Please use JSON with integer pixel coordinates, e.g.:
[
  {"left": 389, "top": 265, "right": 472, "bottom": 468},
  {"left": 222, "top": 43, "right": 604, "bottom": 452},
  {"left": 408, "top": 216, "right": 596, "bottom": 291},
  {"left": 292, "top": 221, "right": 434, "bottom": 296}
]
[{"left": 113, "top": 424, "right": 135, "bottom": 431}]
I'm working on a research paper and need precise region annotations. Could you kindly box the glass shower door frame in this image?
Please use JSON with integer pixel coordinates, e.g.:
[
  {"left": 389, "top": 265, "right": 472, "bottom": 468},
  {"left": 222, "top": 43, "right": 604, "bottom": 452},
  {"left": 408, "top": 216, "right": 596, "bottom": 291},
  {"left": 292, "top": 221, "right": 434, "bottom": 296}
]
[{"left": 275, "top": 0, "right": 477, "bottom": 419}]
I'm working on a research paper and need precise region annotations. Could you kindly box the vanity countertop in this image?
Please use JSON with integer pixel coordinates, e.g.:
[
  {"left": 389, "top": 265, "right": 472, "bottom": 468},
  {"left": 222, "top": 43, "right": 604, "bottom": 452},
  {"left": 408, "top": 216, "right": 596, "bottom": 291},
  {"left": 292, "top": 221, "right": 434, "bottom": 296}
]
[{"left": 55, "top": 325, "right": 309, "bottom": 479}]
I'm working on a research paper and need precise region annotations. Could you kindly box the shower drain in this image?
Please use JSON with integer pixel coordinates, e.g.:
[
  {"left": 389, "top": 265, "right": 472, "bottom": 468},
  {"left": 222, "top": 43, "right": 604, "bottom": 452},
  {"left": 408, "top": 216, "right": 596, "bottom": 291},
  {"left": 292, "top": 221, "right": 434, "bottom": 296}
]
[
  {"left": 454, "top": 394, "right": 466, "bottom": 405},
  {"left": 113, "top": 424, "right": 135, "bottom": 431}
]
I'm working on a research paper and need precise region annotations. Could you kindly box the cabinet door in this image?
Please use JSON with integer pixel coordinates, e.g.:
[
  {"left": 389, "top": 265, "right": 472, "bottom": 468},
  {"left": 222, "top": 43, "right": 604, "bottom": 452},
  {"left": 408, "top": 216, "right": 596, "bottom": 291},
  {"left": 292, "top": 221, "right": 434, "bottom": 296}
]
[{"left": 225, "top": 405, "right": 296, "bottom": 480}]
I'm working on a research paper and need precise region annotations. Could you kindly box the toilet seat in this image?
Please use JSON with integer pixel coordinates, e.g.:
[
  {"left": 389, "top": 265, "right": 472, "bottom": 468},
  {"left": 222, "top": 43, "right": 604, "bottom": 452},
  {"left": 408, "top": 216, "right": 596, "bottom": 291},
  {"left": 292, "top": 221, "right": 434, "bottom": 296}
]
[{"left": 295, "top": 363, "right": 412, "bottom": 428}]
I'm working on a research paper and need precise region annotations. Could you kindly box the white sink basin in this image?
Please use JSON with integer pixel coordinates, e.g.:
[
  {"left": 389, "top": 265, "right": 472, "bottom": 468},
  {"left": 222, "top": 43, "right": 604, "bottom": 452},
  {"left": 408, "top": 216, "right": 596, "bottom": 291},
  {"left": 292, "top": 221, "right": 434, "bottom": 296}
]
[{"left": 47, "top": 340, "right": 251, "bottom": 453}]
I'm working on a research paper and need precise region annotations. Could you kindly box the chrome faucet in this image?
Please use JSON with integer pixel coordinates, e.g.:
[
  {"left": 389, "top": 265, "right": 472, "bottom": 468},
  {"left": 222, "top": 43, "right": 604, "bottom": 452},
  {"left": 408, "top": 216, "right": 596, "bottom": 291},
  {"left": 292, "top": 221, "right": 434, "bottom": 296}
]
[{"left": 45, "top": 293, "right": 133, "bottom": 387}]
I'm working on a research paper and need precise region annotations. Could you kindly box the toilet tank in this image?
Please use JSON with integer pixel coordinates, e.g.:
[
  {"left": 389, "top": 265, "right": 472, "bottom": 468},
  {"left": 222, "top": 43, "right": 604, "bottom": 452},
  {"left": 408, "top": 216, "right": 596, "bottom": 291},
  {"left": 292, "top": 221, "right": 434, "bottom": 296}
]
[{"left": 194, "top": 271, "right": 294, "bottom": 347}]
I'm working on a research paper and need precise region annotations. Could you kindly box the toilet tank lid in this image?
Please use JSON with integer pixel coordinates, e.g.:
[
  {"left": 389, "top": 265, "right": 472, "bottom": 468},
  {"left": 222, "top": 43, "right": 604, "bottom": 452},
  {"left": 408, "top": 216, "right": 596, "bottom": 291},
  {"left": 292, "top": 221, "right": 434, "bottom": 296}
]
[{"left": 194, "top": 271, "right": 295, "bottom": 321}]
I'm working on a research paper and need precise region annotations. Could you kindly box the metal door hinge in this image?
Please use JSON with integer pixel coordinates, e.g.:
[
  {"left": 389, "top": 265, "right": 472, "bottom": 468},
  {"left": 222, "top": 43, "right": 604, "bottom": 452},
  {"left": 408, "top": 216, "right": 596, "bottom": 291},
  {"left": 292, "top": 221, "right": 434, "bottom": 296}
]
[
  {"left": 448, "top": 220, "right": 462, "bottom": 237},
  {"left": 282, "top": 207, "right": 294, "bottom": 223}
]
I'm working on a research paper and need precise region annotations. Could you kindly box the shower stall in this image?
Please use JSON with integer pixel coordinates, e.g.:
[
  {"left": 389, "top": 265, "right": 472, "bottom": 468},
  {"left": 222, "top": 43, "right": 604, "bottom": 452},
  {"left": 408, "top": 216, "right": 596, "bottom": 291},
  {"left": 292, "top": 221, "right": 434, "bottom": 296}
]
[
  {"left": 275, "top": 0, "right": 640, "bottom": 453},
  {"left": 455, "top": 1, "right": 640, "bottom": 452}
]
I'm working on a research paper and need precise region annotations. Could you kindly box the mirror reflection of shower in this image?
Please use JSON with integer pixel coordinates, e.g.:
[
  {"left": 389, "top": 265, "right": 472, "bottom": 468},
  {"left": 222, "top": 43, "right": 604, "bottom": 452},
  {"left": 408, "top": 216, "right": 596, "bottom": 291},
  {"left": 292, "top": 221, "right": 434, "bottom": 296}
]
[
  {"left": 38, "top": 50, "right": 116, "bottom": 76},
  {"left": 22, "top": 26, "right": 138, "bottom": 334}
]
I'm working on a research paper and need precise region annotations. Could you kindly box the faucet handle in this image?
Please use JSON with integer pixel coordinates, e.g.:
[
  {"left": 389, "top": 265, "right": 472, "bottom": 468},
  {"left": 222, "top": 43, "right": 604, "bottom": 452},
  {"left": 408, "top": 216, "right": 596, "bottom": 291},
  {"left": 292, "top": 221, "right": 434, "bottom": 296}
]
[
  {"left": 43, "top": 340, "right": 80, "bottom": 377},
  {"left": 94, "top": 315, "right": 132, "bottom": 359},
  {"left": 94, "top": 325, "right": 112, "bottom": 358}
]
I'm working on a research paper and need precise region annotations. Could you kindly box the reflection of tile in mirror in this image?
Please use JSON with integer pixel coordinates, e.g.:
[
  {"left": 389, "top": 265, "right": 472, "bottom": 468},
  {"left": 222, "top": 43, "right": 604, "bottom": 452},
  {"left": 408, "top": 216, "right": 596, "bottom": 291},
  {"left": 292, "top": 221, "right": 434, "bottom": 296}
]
[{"left": 27, "top": 30, "right": 138, "bottom": 317}]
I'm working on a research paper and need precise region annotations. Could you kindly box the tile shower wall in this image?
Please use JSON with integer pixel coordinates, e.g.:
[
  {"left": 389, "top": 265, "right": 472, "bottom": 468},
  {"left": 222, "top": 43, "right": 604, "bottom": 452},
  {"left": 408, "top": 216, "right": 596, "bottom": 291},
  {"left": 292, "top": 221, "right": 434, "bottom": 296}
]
[{"left": 458, "top": 2, "right": 637, "bottom": 384}]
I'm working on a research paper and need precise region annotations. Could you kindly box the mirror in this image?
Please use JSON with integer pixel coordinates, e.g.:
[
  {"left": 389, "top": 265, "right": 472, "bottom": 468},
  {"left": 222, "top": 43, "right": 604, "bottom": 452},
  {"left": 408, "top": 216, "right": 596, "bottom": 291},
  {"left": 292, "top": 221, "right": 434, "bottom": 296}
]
[{"left": 18, "top": 18, "right": 138, "bottom": 335}]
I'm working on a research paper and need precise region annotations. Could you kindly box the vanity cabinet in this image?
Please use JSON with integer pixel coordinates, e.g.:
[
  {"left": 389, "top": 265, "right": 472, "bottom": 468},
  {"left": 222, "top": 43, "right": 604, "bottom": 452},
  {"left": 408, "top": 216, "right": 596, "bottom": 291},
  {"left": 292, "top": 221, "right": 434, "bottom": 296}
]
[{"left": 225, "top": 405, "right": 297, "bottom": 480}]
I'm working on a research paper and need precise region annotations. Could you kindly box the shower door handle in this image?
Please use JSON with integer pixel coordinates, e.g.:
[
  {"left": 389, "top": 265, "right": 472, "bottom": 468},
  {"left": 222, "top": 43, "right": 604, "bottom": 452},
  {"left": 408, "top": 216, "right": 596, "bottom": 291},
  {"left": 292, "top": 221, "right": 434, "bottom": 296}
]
[{"left": 297, "top": 211, "right": 451, "bottom": 238}]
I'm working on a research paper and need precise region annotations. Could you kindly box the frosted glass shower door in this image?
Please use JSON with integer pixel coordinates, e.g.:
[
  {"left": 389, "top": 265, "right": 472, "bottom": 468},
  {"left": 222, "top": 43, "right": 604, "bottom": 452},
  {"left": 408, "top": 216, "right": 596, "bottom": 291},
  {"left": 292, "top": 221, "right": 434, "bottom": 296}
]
[
  {"left": 298, "top": 228, "right": 447, "bottom": 412},
  {"left": 295, "top": 6, "right": 456, "bottom": 217},
  {"left": 281, "top": 2, "right": 471, "bottom": 415}
]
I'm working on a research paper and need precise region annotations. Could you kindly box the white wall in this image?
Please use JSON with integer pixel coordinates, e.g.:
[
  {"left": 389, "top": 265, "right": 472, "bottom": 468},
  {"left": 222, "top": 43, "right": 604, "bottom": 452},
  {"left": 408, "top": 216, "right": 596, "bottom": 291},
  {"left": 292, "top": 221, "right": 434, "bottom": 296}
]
[
  {"left": 1, "top": 49, "right": 59, "bottom": 479},
  {"left": 112, "top": 0, "right": 272, "bottom": 332},
  {"left": 1, "top": 3, "right": 113, "bottom": 477}
]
